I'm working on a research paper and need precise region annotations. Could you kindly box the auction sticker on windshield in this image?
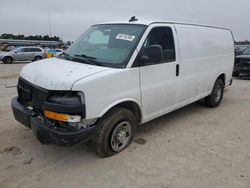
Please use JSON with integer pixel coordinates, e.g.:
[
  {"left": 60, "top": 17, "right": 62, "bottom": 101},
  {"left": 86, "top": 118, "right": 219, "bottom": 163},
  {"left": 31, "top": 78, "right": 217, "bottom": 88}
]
[{"left": 116, "top": 34, "right": 135, "bottom": 42}]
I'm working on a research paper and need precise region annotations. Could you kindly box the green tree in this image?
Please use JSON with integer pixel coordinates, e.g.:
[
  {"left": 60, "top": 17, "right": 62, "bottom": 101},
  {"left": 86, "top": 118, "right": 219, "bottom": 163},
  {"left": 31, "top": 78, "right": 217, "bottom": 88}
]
[{"left": 0, "top": 33, "right": 62, "bottom": 41}]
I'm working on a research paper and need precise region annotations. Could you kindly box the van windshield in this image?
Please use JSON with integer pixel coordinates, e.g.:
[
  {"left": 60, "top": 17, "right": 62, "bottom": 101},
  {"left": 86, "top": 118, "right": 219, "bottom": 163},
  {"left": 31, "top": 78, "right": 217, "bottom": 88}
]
[{"left": 58, "top": 24, "right": 146, "bottom": 68}]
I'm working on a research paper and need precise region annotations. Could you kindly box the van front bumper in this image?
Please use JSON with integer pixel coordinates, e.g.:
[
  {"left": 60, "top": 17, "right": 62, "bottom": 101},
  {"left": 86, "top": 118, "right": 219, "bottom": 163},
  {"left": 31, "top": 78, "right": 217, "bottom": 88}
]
[{"left": 11, "top": 97, "right": 97, "bottom": 146}]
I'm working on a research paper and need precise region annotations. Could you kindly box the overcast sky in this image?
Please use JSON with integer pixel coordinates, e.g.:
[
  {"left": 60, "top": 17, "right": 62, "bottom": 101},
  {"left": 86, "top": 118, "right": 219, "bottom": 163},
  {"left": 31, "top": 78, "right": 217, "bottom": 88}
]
[{"left": 0, "top": 0, "right": 249, "bottom": 41}]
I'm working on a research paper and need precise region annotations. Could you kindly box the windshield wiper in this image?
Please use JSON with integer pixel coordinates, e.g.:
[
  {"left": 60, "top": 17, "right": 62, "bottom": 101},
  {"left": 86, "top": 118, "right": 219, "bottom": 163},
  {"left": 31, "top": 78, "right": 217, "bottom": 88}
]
[
  {"left": 61, "top": 52, "right": 69, "bottom": 56},
  {"left": 57, "top": 52, "right": 71, "bottom": 60},
  {"left": 74, "top": 54, "right": 103, "bottom": 66},
  {"left": 74, "top": 54, "right": 97, "bottom": 60}
]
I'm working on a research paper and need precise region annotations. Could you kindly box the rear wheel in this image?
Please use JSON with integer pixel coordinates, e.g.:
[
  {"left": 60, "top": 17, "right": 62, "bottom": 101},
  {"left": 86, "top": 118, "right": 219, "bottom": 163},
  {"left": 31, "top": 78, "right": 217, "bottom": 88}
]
[
  {"left": 91, "top": 107, "right": 137, "bottom": 158},
  {"left": 205, "top": 79, "right": 224, "bottom": 107},
  {"left": 3, "top": 56, "right": 13, "bottom": 64},
  {"left": 34, "top": 56, "right": 42, "bottom": 61}
]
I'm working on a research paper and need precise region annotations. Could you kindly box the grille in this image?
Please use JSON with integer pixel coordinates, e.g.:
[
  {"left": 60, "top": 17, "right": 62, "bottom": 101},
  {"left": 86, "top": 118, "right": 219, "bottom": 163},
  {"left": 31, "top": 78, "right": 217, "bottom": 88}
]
[
  {"left": 18, "top": 78, "right": 48, "bottom": 110},
  {"left": 18, "top": 78, "right": 33, "bottom": 105}
]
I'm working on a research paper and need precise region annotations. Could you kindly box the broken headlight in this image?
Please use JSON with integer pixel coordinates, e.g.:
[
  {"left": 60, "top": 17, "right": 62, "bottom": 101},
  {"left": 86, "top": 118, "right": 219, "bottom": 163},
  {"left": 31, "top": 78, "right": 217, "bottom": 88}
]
[{"left": 44, "top": 91, "right": 86, "bottom": 126}]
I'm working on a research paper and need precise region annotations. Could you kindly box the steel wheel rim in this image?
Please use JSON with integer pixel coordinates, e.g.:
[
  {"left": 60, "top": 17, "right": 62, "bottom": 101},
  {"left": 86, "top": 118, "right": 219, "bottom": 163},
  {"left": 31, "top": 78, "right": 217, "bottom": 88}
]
[
  {"left": 110, "top": 121, "right": 132, "bottom": 152},
  {"left": 214, "top": 85, "right": 222, "bottom": 102}
]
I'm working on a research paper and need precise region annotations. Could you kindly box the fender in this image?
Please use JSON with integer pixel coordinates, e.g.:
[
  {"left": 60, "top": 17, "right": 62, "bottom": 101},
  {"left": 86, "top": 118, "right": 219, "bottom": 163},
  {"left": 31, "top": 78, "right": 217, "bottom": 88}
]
[
  {"left": 3, "top": 55, "right": 14, "bottom": 60},
  {"left": 215, "top": 72, "right": 226, "bottom": 85},
  {"left": 98, "top": 98, "right": 142, "bottom": 119}
]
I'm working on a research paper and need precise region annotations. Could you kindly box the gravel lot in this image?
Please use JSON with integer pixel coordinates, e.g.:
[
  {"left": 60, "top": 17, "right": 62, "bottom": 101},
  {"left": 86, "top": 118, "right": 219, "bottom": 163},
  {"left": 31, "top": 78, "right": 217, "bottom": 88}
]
[{"left": 0, "top": 62, "right": 250, "bottom": 188}]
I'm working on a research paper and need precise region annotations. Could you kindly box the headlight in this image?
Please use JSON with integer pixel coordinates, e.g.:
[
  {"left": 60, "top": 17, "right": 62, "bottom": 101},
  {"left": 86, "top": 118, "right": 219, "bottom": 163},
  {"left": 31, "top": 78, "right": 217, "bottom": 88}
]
[
  {"left": 44, "top": 91, "right": 86, "bottom": 122},
  {"left": 48, "top": 91, "right": 83, "bottom": 105}
]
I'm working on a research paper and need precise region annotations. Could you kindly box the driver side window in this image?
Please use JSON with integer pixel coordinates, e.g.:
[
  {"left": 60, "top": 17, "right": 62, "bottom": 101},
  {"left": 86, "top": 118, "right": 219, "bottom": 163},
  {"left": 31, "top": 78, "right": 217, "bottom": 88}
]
[{"left": 140, "top": 27, "right": 176, "bottom": 65}]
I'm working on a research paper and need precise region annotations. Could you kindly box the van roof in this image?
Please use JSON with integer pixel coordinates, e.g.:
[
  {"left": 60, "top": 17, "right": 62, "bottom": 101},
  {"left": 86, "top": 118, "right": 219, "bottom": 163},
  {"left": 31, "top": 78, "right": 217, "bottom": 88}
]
[
  {"left": 18, "top": 46, "right": 42, "bottom": 48},
  {"left": 96, "top": 19, "right": 230, "bottom": 31}
]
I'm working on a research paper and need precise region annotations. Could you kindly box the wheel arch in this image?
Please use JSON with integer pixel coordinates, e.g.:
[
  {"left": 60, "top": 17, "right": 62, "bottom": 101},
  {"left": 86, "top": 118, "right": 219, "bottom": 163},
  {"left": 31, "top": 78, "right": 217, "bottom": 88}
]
[
  {"left": 3, "top": 55, "right": 14, "bottom": 60},
  {"left": 34, "top": 55, "right": 43, "bottom": 60},
  {"left": 2, "top": 56, "right": 14, "bottom": 63},
  {"left": 217, "top": 73, "right": 226, "bottom": 86},
  {"left": 98, "top": 99, "right": 142, "bottom": 124}
]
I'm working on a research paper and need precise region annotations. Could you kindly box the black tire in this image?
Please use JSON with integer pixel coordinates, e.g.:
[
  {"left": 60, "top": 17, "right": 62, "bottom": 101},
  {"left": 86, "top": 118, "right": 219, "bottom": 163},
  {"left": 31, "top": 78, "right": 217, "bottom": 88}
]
[
  {"left": 34, "top": 56, "right": 42, "bottom": 61},
  {"left": 91, "top": 107, "right": 137, "bottom": 158},
  {"left": 205, "top": 79, "right": 224, "bottom": 107},
  {"left": 3, "top": 56, "right": 13, "bottom": 64}
]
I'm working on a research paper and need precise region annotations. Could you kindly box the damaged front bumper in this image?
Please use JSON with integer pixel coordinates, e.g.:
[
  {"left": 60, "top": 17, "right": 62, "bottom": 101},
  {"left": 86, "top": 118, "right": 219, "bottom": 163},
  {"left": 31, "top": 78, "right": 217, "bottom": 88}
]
[{"left": 11, "top": 97, "right": 97, "bottom": 146}]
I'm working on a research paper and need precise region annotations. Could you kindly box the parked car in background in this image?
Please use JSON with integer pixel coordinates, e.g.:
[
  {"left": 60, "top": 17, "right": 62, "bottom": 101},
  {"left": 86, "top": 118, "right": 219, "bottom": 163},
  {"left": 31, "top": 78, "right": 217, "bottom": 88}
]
[
  {"left": 46, "top": 48, "right": 56, "bottom": 58},
  {"left": 45, "top": 48, "right": 64, "bottom": 58},
  {"left": 0, "top": 46, "right": 45, "bottom": 64},
  {"left": 235, "top": 46, "right": 242, "bottom": 56},
  {"left": 233, "top": 46, "right": 250, "bottom": 77},
  {"left": 235, "top": 45, "right": 250, "bottom": 54},
  {"left": 55, "top": 49, "right": 64, "bottom": 56}
]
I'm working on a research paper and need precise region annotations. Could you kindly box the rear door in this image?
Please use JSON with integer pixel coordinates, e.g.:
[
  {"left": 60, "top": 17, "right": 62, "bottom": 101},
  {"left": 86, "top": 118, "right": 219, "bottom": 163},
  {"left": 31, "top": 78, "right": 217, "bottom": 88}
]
[
  {"left": 138, "top": 24, "right": 180, "bottom": 121},
  {"left": 23, "top": 47, "right": 34, "bottom": 60},
  {"left": 23, "top": 47, "right": 36, "bottom": 60}
]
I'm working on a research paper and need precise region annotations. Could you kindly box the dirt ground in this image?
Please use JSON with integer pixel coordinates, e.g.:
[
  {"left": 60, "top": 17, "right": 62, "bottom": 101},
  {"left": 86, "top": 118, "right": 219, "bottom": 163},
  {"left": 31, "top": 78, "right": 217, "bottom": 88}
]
[{"left": 0, "top": 62, "right": 250, "bottom": 188}]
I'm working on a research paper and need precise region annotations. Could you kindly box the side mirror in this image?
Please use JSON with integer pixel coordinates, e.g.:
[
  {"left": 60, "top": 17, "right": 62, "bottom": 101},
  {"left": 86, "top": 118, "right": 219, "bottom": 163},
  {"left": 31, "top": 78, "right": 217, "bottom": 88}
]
[
  {"left": 148, "top": 45, "right": 163, "bottom": 63},
  {"left": 140, "top": 45, "right": 163, "bottom": 66}
]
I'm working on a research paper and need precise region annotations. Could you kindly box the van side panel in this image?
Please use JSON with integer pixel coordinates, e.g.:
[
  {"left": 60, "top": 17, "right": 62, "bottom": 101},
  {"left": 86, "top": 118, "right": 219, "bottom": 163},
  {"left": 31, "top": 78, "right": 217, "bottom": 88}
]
[{"left": 174, "top": 24, "right": 234, "bottom": 103}]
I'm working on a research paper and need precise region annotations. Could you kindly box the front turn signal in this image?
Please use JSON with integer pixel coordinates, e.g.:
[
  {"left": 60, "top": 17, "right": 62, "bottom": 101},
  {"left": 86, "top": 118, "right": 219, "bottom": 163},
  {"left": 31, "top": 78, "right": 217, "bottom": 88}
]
[{"left": 44, "top": 111, "right": 81, "bottom": 123}]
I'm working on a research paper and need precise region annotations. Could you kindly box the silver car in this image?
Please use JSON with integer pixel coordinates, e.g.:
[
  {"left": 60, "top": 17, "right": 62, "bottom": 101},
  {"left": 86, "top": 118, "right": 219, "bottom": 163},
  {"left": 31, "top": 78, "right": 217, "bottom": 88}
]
[{"left": 0, "top": 46, "right": 45, "bottom": 64}]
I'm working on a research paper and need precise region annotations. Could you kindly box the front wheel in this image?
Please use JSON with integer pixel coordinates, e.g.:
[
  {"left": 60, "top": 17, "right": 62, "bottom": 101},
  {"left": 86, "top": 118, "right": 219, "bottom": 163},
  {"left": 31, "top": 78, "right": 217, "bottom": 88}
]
[
  {"left": 205, "top": 79, "right": 224, "bottom": 107},
  {"left": 3, "top": 56, "right": 13, "bottom": 64},
  {"left": 91, "top": 107, "right": 137, "bottom": 158}
]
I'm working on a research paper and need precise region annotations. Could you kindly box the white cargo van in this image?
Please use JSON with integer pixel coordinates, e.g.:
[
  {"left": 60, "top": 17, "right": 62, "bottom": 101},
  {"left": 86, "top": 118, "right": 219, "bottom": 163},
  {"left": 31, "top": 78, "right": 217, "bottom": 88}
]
[{"left": 12, "top": 18, "right": 234, "bottom": 157}]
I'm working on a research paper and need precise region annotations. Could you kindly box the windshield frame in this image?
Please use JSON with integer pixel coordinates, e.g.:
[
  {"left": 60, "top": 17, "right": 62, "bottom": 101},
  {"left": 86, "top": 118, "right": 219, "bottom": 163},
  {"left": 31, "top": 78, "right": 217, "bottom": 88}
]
[{"left": 57, "top": 24, "right": 147, "bottom": 68}]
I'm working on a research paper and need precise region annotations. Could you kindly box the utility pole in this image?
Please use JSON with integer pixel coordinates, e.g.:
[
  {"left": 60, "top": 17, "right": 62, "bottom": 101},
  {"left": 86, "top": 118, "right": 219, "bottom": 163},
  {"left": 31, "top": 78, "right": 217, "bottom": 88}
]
[{"left": 48, "top": 12, "right": 52, "bottom": 37}]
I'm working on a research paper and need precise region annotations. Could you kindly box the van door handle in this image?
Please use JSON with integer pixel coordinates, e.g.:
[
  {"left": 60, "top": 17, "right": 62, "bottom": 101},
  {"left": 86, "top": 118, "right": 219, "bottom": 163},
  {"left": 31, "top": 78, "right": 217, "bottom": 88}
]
[{"left": 176, "top": 64, "right": 179, "bottom": 77}]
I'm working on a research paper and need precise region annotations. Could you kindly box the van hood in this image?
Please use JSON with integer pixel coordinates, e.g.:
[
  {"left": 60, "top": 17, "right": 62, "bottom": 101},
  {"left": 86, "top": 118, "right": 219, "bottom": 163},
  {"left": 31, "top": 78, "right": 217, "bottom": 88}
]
[{"left": 20, "top": 57, "right": 110, "bottom": 90}]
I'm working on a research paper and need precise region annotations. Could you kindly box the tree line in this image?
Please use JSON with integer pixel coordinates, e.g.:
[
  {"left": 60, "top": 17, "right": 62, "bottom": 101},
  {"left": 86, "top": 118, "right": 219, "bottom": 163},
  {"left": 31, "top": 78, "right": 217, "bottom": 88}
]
[
  {"left": 0, "top": 33, "right": 62, "bottom": 41},
  {"left": 235, "top": 40, "right": 250, "bottom": 45}
]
